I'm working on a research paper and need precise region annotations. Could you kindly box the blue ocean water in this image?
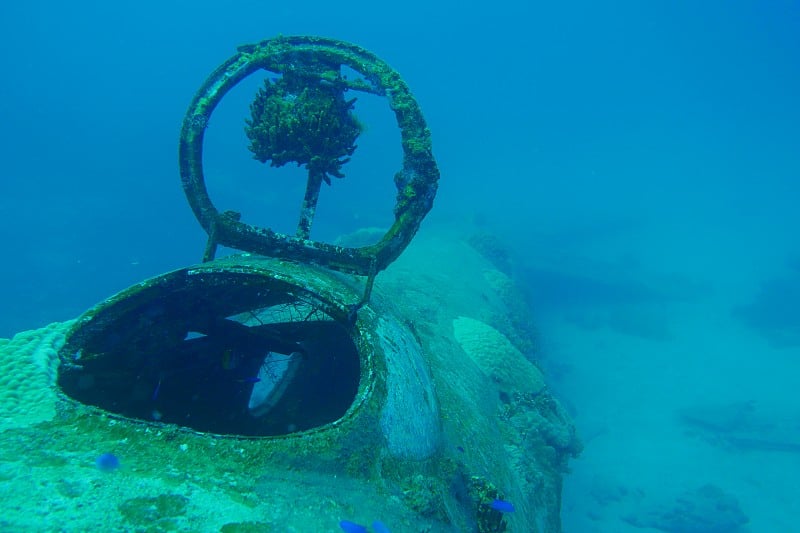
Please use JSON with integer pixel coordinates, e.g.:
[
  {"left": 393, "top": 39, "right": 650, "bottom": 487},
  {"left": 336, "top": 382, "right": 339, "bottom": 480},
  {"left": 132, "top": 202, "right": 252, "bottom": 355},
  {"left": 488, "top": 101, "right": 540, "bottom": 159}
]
[{"left": 1, "top": 1, "right": 798, "bottom": 531}]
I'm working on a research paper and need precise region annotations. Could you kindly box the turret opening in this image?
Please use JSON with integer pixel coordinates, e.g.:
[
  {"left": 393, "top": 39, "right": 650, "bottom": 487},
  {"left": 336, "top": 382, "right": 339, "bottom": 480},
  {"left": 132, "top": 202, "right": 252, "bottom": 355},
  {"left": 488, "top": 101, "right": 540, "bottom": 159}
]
[{"left": 57, "top": 267, "right": 361, "bottom": 437}]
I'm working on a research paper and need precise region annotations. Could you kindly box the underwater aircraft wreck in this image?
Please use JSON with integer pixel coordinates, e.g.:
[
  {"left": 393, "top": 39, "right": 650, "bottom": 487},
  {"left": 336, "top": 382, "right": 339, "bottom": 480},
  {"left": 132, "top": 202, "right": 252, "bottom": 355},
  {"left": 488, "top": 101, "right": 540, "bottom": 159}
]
[{"left": 0, "top": 36, "right": 580, "bottom": 532}]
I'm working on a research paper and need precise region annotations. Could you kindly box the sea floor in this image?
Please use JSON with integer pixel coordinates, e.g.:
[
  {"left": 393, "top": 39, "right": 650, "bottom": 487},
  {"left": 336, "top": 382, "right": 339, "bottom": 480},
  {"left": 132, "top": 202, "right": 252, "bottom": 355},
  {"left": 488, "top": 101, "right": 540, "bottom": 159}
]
[{"left": 548, "top": 281, "right": 800, "bottom": 532}]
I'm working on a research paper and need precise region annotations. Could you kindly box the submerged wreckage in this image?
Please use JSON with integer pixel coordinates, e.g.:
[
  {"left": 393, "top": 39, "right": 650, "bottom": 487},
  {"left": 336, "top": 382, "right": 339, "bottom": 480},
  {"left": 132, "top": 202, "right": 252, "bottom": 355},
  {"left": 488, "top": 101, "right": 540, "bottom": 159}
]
[{"left": 0, "top": 36, "right": 580, "bottom": 532}]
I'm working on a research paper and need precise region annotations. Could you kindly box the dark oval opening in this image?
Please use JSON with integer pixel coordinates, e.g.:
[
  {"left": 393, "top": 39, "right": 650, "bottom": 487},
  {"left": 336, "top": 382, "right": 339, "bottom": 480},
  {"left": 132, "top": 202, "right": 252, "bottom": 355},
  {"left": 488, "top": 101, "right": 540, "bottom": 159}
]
[{"left": 57, "top": 268, "right": 361, "bottom": 437}]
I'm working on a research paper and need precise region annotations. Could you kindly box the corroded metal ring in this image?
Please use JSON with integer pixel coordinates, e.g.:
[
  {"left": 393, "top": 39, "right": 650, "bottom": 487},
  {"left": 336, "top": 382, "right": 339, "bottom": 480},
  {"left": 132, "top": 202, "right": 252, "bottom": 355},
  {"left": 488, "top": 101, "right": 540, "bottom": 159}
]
[{"left": 179, "top": 35, "right": 439, "bottom": 275}]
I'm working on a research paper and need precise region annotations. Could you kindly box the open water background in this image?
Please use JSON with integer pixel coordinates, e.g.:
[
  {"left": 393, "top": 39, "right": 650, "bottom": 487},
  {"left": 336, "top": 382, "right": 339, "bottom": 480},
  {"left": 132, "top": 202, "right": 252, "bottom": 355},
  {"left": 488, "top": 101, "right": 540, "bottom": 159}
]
[{"left": 1, "top": 1, "right": 798, "bottom": 530}]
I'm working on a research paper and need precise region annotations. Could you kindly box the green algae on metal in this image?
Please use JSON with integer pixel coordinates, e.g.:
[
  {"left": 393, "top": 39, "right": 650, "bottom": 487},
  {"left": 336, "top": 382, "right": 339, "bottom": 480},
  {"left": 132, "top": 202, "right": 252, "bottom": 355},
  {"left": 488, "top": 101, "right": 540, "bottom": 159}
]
[{"left": 179, "top": 35, "right": 438, "bottom": 274}]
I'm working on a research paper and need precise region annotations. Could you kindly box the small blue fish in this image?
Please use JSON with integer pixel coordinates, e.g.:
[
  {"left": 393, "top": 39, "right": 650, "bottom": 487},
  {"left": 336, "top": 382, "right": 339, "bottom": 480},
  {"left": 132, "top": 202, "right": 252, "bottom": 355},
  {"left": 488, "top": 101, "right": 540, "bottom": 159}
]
[
  {"left": 372, "top": 520, "right": 391, "bottom": 533},
  {"left": 490, "top": 499, "right": 515, "bottom": 513},
  {"left": 95, "top": 453, "right": 120, "bottom": 472},
  {"left": 339, "top": 520, "right": 367, "bottom": 533},
  {"left": 151, "top": 377, "right": 162, "bottom": 401},
  {"left": 236, "top": 376, "right": 261, "bottom": 383}
]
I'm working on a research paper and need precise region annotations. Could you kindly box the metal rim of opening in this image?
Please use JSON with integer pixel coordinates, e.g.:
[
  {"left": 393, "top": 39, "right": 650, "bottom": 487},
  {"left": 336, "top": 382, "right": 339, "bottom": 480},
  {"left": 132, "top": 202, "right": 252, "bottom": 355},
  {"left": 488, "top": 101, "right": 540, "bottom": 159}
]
[
  {"left": 57, "top": 261, "right": 372, "bottom": 439},
  {"left": 178, "top": 35, "right": 440, "bottom": 275}
]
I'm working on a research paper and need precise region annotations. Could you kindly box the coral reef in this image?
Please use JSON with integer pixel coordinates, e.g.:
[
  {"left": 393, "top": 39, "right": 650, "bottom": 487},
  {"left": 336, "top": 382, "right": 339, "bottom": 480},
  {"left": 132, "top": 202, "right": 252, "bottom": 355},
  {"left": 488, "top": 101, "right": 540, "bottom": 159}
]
[
  {"left": 0, "top": 321, "right": 70, "bottom": 431},
  {"left": 245, "top": 74, "right": 362, "bottom": 184},
  {"left": 452, "top": 316, "right": 545, "bottom": 396}
]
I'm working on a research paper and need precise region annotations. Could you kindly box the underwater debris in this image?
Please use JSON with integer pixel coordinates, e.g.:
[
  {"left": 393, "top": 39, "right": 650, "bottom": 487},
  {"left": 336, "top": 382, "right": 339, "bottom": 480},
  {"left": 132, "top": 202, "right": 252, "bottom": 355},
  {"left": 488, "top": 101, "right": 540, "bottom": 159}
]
[{"left": 179, "top": 35, "right": 439, "bottom": 270}]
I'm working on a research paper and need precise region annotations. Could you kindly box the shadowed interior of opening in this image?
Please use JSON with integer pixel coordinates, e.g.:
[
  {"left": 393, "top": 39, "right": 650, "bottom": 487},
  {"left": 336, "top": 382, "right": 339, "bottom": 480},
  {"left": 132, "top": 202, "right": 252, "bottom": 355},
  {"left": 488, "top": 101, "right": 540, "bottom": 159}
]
[{"left": 57, "top": 272, "right": 361, "bottom": 437}]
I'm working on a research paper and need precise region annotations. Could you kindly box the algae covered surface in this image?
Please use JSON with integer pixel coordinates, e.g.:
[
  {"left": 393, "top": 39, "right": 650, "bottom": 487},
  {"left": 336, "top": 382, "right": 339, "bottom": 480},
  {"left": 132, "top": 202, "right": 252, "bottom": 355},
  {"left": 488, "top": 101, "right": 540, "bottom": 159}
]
[{"left": 0, "top": 232, "right": 578, "bottom": 532}]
